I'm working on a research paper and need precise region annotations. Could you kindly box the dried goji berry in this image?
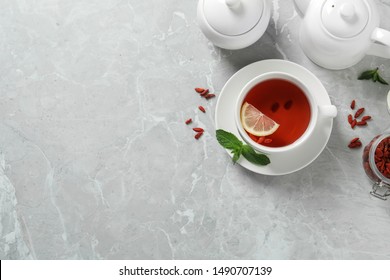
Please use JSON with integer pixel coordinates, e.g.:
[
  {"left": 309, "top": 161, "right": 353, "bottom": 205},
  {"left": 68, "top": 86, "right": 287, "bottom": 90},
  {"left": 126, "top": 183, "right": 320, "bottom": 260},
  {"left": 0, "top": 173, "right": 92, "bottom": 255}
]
[
  {"left": 195, "top": 88, "right": 205, "bottom": 93},
  {"left": 194, "top": 132, "right": 203, "bottom": 139},
  {"left": 248, "top": 133, "right": 259, "bottom": 142},
  {"left": 271, "top": 103, "right": 280, "bottom": 113},
  {"left": 351, "top": 100, "right": 356, "bottom": 110},
  {"left": 361, "top": 116, "right": 371, "bottom": 121},
  {"left": 200, "top": 89, "right": 209, "bottom": 96},
  {"left": 284, "top": 100, "right": 293, "bottom": 110},
  {"left": 355, "top": 107, "right": 365, "bottom": 118},
  {"left": 376, "top": 148, "right": 384, "bottom": 157},
  {"left": 348, "top": 141, "right": 362, "bottom": 148},
  {"left": 347, "top": 114, "right": 353, "bottom": 124},
  {"left": 350, "top": 137, "right": 359, "bottom": 144},
  {"left": 351, "top": 119, "right": 357, "bottom": 129},
  {"left": 355, "top": 142, "right": 362, "bottom": 147},
  {"left": 257, "top": 136, "right": 265, "bottom": 144}
]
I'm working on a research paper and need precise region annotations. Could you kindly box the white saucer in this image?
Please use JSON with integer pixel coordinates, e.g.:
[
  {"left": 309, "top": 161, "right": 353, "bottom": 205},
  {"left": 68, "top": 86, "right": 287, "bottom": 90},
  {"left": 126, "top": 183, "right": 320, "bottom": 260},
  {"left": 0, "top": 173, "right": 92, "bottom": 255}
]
[{"left": 215, "top": 59, "right": 333, "bottom": 175}]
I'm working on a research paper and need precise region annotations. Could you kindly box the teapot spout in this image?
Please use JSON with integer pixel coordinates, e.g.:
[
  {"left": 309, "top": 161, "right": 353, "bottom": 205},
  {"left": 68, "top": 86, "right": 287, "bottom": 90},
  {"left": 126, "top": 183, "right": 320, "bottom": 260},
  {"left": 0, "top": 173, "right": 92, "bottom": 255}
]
[{"left": 294, "top": 0, "right": 310, "bottom": 16}]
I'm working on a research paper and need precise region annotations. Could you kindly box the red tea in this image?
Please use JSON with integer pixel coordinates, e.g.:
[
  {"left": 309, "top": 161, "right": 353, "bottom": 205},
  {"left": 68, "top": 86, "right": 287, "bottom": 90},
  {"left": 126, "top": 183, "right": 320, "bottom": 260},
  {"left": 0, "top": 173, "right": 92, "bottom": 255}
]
[{"left": 242, "top": 78, "right": 311, "bottom": 147}]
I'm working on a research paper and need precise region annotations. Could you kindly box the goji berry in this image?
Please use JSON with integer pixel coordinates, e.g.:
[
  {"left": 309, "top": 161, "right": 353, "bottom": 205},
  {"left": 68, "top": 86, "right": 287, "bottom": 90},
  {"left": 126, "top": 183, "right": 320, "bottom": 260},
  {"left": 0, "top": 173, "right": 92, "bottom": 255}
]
[
  {"left": 200, "top": 89, "right": 209, "bottom": 96},
  {"left": 347, "top": 114, "right": 353, "bottom": 124},
  {"left": 355, "top": 108, "right": 365, "bottom": 118},
  {"left": 271, "top": 103, "right": 280, "bottom": 113},
  {"left": 194, "top": 132, "right": 203, "bottom": 139},
  {"left": 257, "top": 136, "right": 265, "bottom": 144},
  {"left": 350, "top": 100, "right": 356, "bottom": 110},
  {"left": 351, "top": 119, "right": 357, "bottom": 129},
  {"left": 248, "top": 133, "right": 259, "bottom": 142},
  {"left": 195, "top": 88, "right": 205, "bottom": 93},
  {"left": 284, "top": 100, "right": 293, "bottom": 110},
  {"left": 193, "top": 127, "right": 204, "bottom": 132},
  {"left": 350, "top": 142, "right": 362, "bottom": 148},
  {"left": 350, "top": 137, "right": 359, "bottom": 144},
  {"left": 361, "top": 116, "right": 371, "bottom": 121}
]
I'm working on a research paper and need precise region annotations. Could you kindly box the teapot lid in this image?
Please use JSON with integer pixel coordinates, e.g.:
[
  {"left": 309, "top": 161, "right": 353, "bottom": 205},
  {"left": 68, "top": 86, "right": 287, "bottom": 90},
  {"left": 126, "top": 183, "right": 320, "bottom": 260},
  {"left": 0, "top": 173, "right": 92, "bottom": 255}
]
[
  {"left": 202, "top": 0, "right": 264, "bottom": 36},
  {"left": 321, "top": 0, "right": 369, "bottom": 38}
]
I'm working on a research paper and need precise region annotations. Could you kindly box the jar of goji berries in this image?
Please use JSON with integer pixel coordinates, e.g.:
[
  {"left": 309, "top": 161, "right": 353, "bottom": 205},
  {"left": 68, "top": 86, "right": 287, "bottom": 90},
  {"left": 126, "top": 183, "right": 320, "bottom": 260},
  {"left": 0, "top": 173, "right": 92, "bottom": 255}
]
[{"left": 363, "top": 133, "right": 390, "bottom": 200}]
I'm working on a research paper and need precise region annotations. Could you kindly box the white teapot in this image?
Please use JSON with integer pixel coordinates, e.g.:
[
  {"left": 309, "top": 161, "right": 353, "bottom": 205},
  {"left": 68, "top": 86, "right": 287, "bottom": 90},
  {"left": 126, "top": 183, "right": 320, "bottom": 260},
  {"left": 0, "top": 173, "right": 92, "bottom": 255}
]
[
  {"left": 197, "top": 0, "right": 271, "bottom": 50},
  {"left": 294, "top": 0, "right": 390, "bottom": 69}
]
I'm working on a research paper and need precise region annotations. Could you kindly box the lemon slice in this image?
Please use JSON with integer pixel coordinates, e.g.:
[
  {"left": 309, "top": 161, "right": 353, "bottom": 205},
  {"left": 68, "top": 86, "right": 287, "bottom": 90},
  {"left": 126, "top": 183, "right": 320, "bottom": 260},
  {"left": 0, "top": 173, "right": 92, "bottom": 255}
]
[{"left": 240, "top": 102, "right": 279, "bottom": 136}]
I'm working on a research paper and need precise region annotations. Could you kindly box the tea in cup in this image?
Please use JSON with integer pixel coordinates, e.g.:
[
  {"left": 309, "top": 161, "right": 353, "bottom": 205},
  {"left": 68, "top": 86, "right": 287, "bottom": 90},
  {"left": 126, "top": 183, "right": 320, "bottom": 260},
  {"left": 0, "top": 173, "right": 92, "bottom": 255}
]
[{"left": 235, "top": 72, "right": 337, "bottom": 154}]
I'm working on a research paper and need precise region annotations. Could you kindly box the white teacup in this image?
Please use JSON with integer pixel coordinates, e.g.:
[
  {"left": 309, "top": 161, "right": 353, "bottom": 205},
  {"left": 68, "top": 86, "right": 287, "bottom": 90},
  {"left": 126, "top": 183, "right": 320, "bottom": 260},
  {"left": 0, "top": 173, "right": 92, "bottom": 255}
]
[{"left": 235, "top": 72, "right": 337, "bottom": 154}]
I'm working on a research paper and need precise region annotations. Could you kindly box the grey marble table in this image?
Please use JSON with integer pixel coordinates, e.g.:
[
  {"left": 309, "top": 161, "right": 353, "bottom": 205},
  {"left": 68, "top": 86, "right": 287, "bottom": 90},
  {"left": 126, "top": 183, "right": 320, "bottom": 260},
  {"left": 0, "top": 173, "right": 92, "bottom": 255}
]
[{"left": 1, "top": 0, "right": 390, "bottom": 260}]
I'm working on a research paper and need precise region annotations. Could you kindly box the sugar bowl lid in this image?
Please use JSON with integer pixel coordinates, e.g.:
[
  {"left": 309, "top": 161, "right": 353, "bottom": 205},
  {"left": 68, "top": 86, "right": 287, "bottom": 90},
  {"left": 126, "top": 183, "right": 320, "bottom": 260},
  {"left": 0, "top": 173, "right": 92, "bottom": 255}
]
[{"left": 202, "top": 0, "right": 264, "bottom": 36}]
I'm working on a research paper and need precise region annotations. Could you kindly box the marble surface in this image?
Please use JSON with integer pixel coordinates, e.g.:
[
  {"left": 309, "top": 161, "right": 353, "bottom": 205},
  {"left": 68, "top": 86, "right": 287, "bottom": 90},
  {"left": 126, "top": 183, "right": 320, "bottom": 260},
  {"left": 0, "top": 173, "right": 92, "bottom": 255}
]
[{"left": 1, "top": 0, "right": 390, "bottom": 260}]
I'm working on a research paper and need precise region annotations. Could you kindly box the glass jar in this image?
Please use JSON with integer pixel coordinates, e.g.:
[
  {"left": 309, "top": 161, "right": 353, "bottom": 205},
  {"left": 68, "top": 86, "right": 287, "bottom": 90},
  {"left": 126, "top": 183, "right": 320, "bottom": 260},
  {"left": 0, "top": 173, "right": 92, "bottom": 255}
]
[{"left": 363, "top": 132, "right": 390, "bottom": 200}]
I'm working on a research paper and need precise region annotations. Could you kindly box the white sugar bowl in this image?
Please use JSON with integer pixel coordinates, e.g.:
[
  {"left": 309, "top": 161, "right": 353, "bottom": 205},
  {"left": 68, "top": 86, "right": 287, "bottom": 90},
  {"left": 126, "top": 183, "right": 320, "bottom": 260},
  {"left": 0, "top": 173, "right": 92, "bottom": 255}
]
[{"left": 197, "top": 0, "right": 271, "bottom": 50}]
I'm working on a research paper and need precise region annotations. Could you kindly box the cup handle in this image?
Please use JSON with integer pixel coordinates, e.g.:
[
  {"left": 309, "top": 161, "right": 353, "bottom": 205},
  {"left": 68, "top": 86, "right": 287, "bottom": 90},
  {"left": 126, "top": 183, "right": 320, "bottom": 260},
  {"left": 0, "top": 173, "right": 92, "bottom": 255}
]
[{"left": 318, "top": 105, "right": 337, "bottom": 118}]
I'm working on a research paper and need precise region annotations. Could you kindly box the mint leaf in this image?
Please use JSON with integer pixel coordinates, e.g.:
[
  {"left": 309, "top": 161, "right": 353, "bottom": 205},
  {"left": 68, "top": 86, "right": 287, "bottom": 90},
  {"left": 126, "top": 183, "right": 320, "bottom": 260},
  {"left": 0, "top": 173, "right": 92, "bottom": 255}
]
[
  {"left": 232, "top": 147, "right": 242, "bottom": 164},
  {"left": 358, "top": 69, "right": 376, "bottom": 80},
  {"left": 216, "top": 129, "right": 242, "bottom": 150},
  {"left": 373, "top": 72, "right": 379, "bottom": 82},
  {"left": 241, "top": 145, "right": 270, "bottom": 166},
  {"left": 378, "top": 74, "right": 389, "bottom": 85},
  {"left": 358, "top": 68, "right": 388, "bottom": 85},
  {"left": 216, "top": 129, "right": 270, "bottom": 165}
]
